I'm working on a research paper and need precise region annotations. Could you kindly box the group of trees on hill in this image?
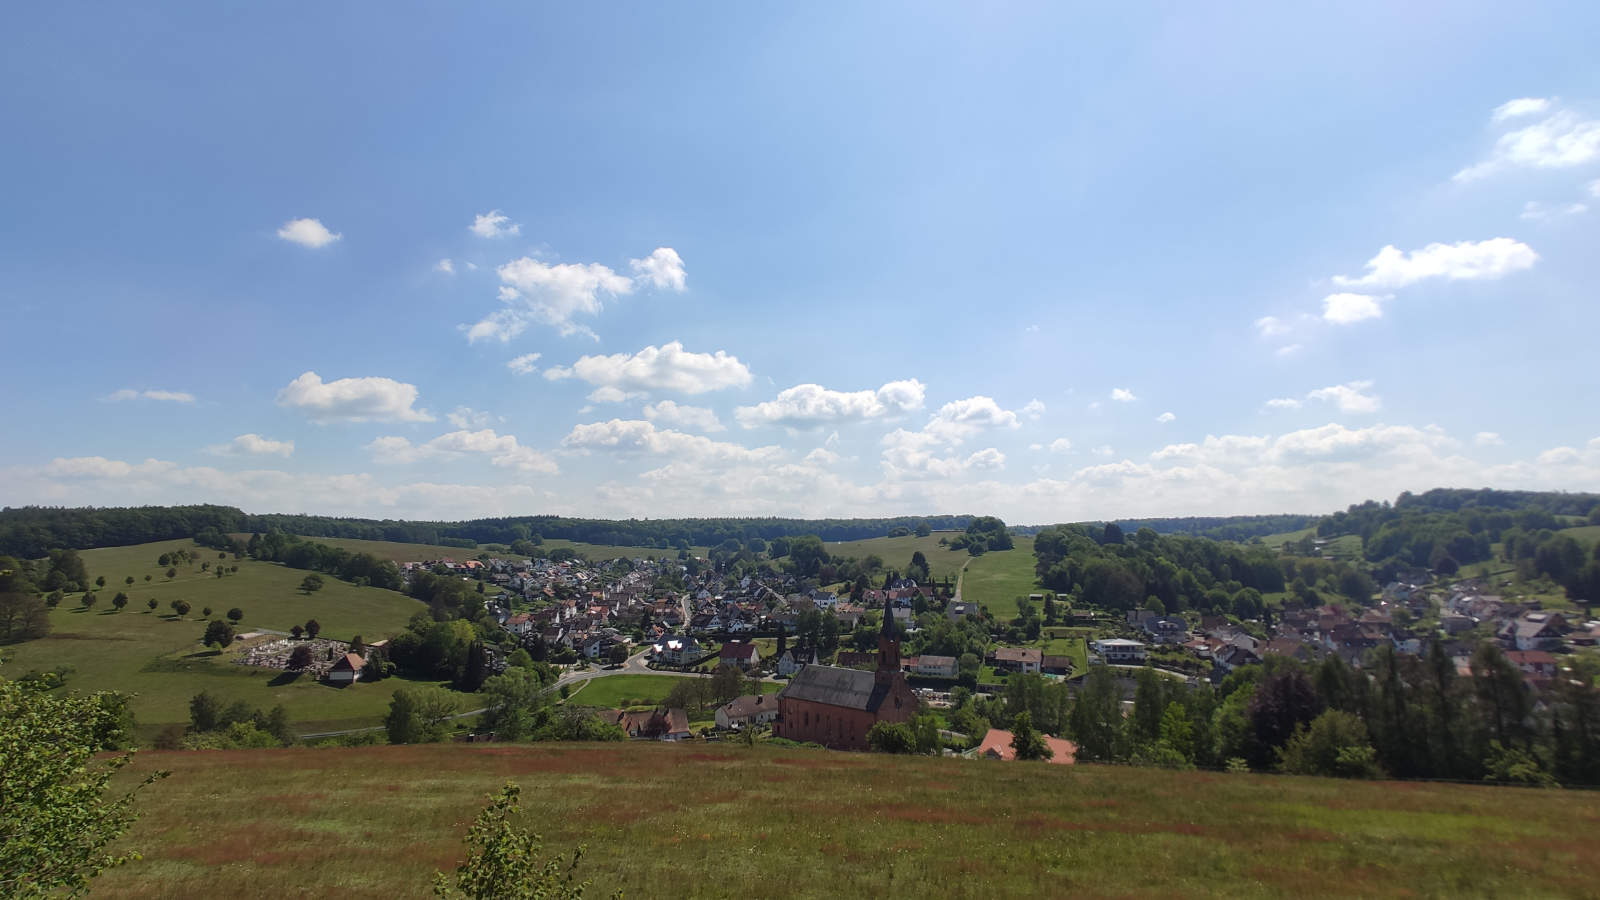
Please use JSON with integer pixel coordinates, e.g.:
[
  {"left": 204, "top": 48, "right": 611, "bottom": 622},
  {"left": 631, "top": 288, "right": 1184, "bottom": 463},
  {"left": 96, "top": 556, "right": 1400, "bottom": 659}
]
[{"left": 1031, "top": 524, "right": 1287, "bottom": 615}]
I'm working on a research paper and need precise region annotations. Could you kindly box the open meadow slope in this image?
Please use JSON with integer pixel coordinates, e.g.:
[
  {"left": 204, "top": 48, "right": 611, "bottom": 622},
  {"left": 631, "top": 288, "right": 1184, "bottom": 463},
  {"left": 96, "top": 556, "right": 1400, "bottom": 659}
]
[
  {"left": 3, "top": 541, "right": 430, "bottom": 734},
  {"left": 99, "top": 742, "right": 1600, "bottom": 899},
  {"left": 825, "top": 532, "right": 973, "bottom": 580},
  {"left": 957, "top": 536, "right": 1039, "bottom": 610}
]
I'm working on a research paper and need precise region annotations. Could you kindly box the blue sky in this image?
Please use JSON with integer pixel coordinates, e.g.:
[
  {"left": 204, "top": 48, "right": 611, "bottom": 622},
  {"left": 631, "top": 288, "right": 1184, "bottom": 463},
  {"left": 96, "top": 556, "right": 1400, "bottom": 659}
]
[{"left": 3, "top": 2, "right": 1598, "bottom": 523}]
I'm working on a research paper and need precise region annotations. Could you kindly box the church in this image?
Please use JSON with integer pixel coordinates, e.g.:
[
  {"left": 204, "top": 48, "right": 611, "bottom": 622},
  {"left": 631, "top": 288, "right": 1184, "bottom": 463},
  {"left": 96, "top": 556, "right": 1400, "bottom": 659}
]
[{"left": 774, "top": 606, "right": 917, "bottom": 750}]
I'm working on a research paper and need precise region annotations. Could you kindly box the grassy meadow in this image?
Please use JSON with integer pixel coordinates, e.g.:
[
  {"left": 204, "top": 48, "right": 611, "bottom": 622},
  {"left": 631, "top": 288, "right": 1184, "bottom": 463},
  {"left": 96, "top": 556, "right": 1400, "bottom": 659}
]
[
  {"left": 565, "top": 673, "right": 782, "bottom": 709},
  {"left": 957, "top": 536, "right": 1040, "bottom": 612},
  {"left": 4, "top": 540, "right": 430, "bottom": 735},
  {"left": 825, "top": 532, "right": 972, "bottom": 580},
  {"left": 94, "top": 742, "right": 1600, "bottom": 899}
]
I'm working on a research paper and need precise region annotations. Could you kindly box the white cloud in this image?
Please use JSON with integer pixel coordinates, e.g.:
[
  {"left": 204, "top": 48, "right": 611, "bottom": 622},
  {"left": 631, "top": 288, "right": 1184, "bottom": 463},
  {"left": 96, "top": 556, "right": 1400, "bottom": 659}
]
[
  {"left": 735, "top": 379, "right": 925, "bottom": 429},
  {"left": 804, "top": 447, "right": 841, "bottom": 465},
  {"left": 1332, "top": 238, "right": 1537, "bottom": 290},
  {"left": 642, "top": 400, "right": 725, "bottom": 433},
  {"left": 1265, "top": 397, "right": 1303, "bottom": 410},
  {"left": 1049, "top": 438, "right": 1073, "bottom": 453},
  {"left": 507, "top": 353, "right": 541, "bottom": 375},
  {"left": 1092, "top": 445, "right": 1115, "bottom": 457},
  {"left": 1456, "top": 108, "right": 1600, "bottom": 181},
  {"left": 880, "top": 427, "right": 1006, "bottom": 480},
  {"left": 921, "top": 396, "right": 1021, "bottom": 445},
  {"left": 1111, "top": 388, "right": 1137, "bottom": 403},
  {"left": 586, "top": 386, "right": 645, "bottom": 405},
  {"left": 1307, "top": 380, "right": 1381, "bottom": 414},
  {"left": 562, "top": 419, "right": 781, "bottom": 465},
  {"left": 470, "top": 210, "right": 520, "bottom": 238},
  {"left": 1475, "top": 431, "right": 1504, "bottom": 446},
  {"left": 1254, "top": 316, "right": 1291, "bottom": 338},
  {"left": 1322, "top": 292, "right": 1385, "bottom": 324},
  {"left": 446, "top": 407, "right": 496, "bottom": 429},
  {"left": 1491, "top": 97, "right": 1552, "bottom": 123},
  {"left": 205, "top": 433, "right": 294, "bottom": 457},
  {"left": 1022, "top": 398, "right": 1046, "bottom": 420},
  {"left": 276, "top": 218, "right": 341, "bottom": 248},
  {"left": 276, "top": 371, "right": 433, "bottom": 424},
  {"left": 1275, "top": 344, "right": 1303, "bottom": 358},
  {"left": 1590, "top": 179, "right": 1600, "bottom": 199},
  {"left": 104, "top": 388, "right": 196, "bottom": 404},
  {"left": 1520, "top": 200, "right": 1588, "bottom": 220},
  {"left": 367, "top": 428, "right": 557, "bottom": 473},
  {"left": 1156, "top": 412, "right": 1175, "bottom": 424},
  {"left": 544, "top": 342, "right": 752, "bottom": 398},
  {"left": 435, "top": 258, "right": 455, "bottom": 274},
  {"left": 629, "top": 248, "right": 687, "bottom": 291},
  {"left": 468, "top": 257, "right": 634, "bottom": 341}
]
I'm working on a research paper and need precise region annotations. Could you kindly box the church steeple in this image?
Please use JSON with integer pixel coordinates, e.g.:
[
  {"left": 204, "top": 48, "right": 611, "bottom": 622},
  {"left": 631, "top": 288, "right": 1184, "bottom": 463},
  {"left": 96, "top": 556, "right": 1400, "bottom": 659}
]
[{"left": 875, "top": 605, "right": 901, "bottom": 678}]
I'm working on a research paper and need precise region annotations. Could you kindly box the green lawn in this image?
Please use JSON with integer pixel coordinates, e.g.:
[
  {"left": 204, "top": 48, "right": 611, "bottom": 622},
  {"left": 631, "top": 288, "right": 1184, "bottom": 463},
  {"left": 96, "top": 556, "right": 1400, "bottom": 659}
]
[
  {"left": 825, "top": 532, "right": 972, "bottom": 580},
  {"left": 4, "top": 540, "right": 428, "bottom": 734},
  {"left": 565, "top": 674, "right": 782, "bottom": 709},
  {"left": 958, "top": 537, "right": 1039, "bottom": 612},
  {"left": 92, "top": 742, "right": 1600, "bottom": 898}
]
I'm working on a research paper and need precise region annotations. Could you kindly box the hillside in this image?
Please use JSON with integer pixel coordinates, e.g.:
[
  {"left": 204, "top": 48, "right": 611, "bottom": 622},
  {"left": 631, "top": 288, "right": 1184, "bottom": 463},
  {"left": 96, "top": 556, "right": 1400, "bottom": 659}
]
[
  {"left": 2, "top": 540, "right": 428, "bottom": 735},
  {"left": 303, "top": 534, "right": 711, "bottom": 563},
  {"left": 95, "top": 742, "right": 1596, "bottom": 898}
]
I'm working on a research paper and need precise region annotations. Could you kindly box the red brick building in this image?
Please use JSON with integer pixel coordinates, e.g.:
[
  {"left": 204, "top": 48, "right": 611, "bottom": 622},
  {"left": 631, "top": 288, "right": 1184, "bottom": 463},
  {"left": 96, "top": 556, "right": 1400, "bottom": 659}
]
[{"left": 774, "top": 608, "right": 917, "bottom": 750}]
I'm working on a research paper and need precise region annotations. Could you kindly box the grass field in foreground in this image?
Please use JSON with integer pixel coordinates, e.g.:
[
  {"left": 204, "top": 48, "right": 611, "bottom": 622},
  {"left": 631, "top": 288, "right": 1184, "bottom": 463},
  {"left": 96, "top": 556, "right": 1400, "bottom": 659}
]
[
  {"left": 566, "top": 673, "right": 782, "bottom": 708},
  {"left": 3, "top": 540, "right": 427, "bottom": 733},
  {"left": 957, "top": 537, "right": 1039, "bottom": 612},
  {"left": 98, "top": 742, "right": 1600, "bottom": 899}
]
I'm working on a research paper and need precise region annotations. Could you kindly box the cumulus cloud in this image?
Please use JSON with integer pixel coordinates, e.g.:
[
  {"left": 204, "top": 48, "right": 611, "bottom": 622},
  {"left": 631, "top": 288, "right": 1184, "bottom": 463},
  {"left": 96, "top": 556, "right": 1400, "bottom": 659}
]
[
  {"left": 562, "top": 419, "right": 781, "bottom": 464},
  {"left": 276, "top": 218, "right": 341, "bottom": 248},
  {"left": 629, "top": 248, "right": 687, "bottom": 291},
  {"left": 1475, "top": 431, "right": 1505, "bottom": 446},
  {"left": 1092, "top": 445, "right": 1115, "bottom": 457},
  {"left": 446, "top": 407, "right": 497, "bottom": 429},
  {"left": 205, "top": 433, "right": 294, "bottom": 457},
  {"left": 544, "top": 343, "right": 751, "bottom": 399},
  {"left": 367, "top": 428, "right": 557, "bottom": 473},
  {"left": 584, "top": 387, "right": 643, "bottom": 405},
  {"left": 642, "top": 400, "right": 725, "bottom": 433},
  {"left": 435, "top": 258, "right": 455, "bottom": 274},
  {"left": 470, "top": 210, "right": 520, "bottom": 238},
  {"left": 104, "top": 388, "right": 196, "bottom": 404},
  {"left": 1456, "top": 106, "right": 1600, "bottom": 181},
  {"left": 1520, "top": 200, "right": 1588, "bottom": 220},
  {"left": 804, "top": 447, "right": 841, "bottom": 465},
  {"left": 1254, "top": 316, "right": 1291, "bottom": 338},
  {"left": 1156, "top": 412, "right": 1175, "bottom": 424},
  {"left": 1492, "top": 97, "right": 1552, "bottom": 123},
  {"left": 735, "top": 379, "right": 925, "bottom": 429},
  {"left": 1022, "top": 398, "right": 1046, "bottom": 420},
  {"left": 1332, "top": 239, "right": 1537, "bottom": 290},
  {"left": 1049, "top": 438, "right": 1074, "bottom": 453},
  {"left": 1322, "top": 292, "right": 1385, "bottom": 324},
  {"left": 1111, "top": 388, "right": 1137, "bottom": 403},
  {"left": 1275, "top": 344, "right": 1303, "bottom": 358},
  {"left": 507, "top": 353, "right": 541, "bottom": 375},
  {"left": 1307, "top": 380, "right": 1381, "bottom": 414},
  {"left": 919, "top": 396, "right": 1021, "bottom": 445},
  {"left": 1265, "top": 397, "right": 1303, "bottom": 410},
  {"left": 880, "top": 428, "right": 1006, "bottom": 480},
  {"left": 276, "top": 371, "right": 433, "bottom": 424},
  {"left": 465, "top": 247, "right": 687, "bottom": 341}
]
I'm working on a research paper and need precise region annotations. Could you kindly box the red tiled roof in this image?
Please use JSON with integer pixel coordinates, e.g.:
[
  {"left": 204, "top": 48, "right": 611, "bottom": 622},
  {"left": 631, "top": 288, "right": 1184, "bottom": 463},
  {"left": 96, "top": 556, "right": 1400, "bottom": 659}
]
[{"left": 976, "top": 729, "right": 1076, "bottom": 764}]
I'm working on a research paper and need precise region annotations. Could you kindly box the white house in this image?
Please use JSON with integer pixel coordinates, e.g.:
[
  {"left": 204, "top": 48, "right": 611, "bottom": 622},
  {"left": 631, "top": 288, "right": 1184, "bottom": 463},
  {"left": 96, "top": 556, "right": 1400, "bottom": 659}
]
[
  {"left": 326, "top": 652, "right": 365, "bottom": 684},
  {"left": 715, "top": 693, "right": 781, "bottom": 730},
  {"left": 1092, "top": 639, "right": 1147, "bottom": 665},
  {"left": 777, "top": 647, "right": 816, "bottom": 677},
  {"left": 911, "top": 654, "right": 958, "bottom": 679}
]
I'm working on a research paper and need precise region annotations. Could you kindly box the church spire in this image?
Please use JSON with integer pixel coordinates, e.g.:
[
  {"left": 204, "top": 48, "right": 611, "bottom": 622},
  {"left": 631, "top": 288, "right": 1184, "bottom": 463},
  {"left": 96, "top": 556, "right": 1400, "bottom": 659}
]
[{"left": 876, "top": 605, "right": 901, "bottom": 676}]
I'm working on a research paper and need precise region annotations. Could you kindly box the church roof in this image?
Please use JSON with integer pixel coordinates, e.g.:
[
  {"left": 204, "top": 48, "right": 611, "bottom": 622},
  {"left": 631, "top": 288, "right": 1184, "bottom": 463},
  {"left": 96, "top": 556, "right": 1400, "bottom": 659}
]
[{"left": 779, "top": 664, "right": 892, "bottom": 712}]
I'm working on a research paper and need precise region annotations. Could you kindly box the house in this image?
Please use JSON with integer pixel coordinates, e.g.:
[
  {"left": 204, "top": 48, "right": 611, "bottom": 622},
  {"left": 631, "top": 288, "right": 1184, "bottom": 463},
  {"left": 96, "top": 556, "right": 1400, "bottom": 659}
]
[
  {"left": 326, "top": 652, "right": 365, "bottom": 684},
  {"left": 774, "top": 611, "right": 918, "bottom": 751},
  {"left": 715, "top": 693, "right": 781, "bottom": 730},
  {"left": 1512, "top": 613, "right": 1565, "bottom": 652},
  {"left": 1144, "top": 616, "right": 1188, "bottom": 644},
  {"left": 719, "top": 640, "right": 761, "bottom": 670},
  {"left": 503, "top": 613, "right": 535, "bottom": 636},
  {"left": 1092, "top": 639, "right": 1146, "bottom": 665},
  {"left": 990, "top": 647, "right": 1043, "bottom": 674},
  {"left": 611, "top": 708, "right": 693, "bottom": 741},
  {"left": 910, "top": 654, "right": 958, "bottom": 679},
  {"left": 832, "top": 603, "right": 865, "bottom": 630},
  {"left": 834, "top": 651, "right": 876, "bottom": 669},
  {"left": 947, "top": 602, "right": 976, "bottom": 622},
  {"left": 652, "top": 636, "right": 702, "bottom": 665},
  {"left": 975, "top": 728, "right": 1076, "bottom": 764},
  {"left": 1041, "top": 655, "right": 1074, "bottom": 676},
  {"left": 1215, "top": 644, "right": 1261, "bottom": 672},
  {"left": 777, "top": 646, "right": 817, "bottom": 677},
  {"left": 1506, "top": 650, "right": 1559, "bottom": 679}
]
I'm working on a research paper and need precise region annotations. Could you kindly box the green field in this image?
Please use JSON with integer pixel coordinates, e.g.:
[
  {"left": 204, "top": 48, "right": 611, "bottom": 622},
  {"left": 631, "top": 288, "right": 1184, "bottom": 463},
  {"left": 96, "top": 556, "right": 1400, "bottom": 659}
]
[
  {"left": 957, "top": 537, "right": 1039, "bottom": 612},
  {"left": 89, "top": 742, "right": 1600, "bottom": 898},
  {"left": 1560, "top": 524, "right": 1600, "bottom": 548},
  {"left": 303, "top": 535, "right": 707, "bottom": 563},
  {"left": 825, "top": 532, "right": 973, "bottom": 580},
  {"left": 566, "top": 673, "right": 781, "bottom": 709},
  {"left": 3, "top": 540, "right": 430, "bottom": 734}
]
